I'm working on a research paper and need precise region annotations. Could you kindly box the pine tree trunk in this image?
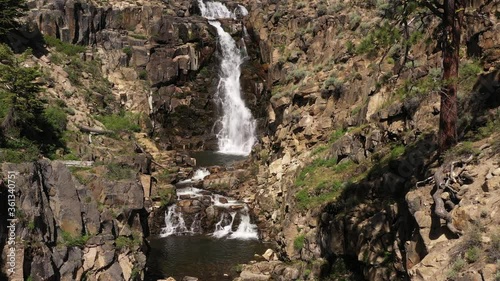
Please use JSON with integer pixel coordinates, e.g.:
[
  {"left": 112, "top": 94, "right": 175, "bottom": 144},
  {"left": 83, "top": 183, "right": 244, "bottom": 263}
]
[{"left": 439, "top": 0, "right": 464, "bottom": 152}]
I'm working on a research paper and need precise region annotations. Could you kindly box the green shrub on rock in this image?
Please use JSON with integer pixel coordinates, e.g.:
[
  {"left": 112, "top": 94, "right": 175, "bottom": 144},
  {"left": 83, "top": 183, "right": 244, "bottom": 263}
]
[
  {"left": 294, "top": 234, "right": 305, "bottom": 250},
  {"left": 44, "top": 35, "right": 86, "bottom": 56}
]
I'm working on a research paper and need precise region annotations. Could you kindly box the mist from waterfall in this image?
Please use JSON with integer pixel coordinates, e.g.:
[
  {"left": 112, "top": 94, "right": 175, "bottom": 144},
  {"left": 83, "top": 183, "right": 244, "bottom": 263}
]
[{"left": 198, "top": 0, "right": 256, "bottom": 156}]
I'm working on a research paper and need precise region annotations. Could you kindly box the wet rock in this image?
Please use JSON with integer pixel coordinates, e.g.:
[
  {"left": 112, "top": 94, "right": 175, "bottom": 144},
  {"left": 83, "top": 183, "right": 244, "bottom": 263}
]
[
  {"left": 230, "top": 204, "right": 245, "bottom": 210},
  {"left": 206, "top": 205, "right": 216, "bottom": 221},
  {"left": 201, "top": 195, "right": 212, "bottom": 205},
  {"left": 183, "top": 205, "right": 202, "bottom": 214},
  {"left": 179, "top": 194, "right": 192, "bottom": 200}
]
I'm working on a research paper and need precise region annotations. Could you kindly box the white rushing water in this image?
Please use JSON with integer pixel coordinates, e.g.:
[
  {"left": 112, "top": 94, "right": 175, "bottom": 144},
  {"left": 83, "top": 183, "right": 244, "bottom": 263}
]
[
  {"left": 160, "top": 204, "right": 190, "bottom": 237},
  {"left": 211, "top": 207, "right": 258, "bottom": 239},
  {"left": 178, "top": 168, "right": 211, "bottom": 184},
  {"left": 160, "top": 172, "right": 259, "bottom": 239},
  {"left": 198, "top": 0, "right": 256, "bottom": 156},
  {"left": 192, "top": 168, "right": 211, "bottom": 181}
]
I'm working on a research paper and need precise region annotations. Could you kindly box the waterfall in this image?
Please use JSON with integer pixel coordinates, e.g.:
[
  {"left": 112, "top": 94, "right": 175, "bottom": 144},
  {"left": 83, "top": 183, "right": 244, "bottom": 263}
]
[
  {"left": 160, "top": 205, "right": 190, "bottom": 237},
  {"left": 192, "top": 168, "right": 211, "bottom": 181},
  {"left": 160, "top": 170, "right": 259, "bottom": 240},
  {"left": 212, "top": 212, "right": 237, "bottom": 238},
  {"left": 229, "top": 208, "right": 258, "bottom": 239},
  {"left": 178, "top": 168, "right": 211, "bottom": 184},
  {"left": 198, "top": 0, "right": 256, "bottom": 156},
  {"left": 160, "top": 187, "right": 259, "bottom": 239}
]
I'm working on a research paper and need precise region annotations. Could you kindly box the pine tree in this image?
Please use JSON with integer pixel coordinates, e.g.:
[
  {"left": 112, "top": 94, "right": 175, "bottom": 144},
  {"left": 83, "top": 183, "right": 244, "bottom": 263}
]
[
  {"left": 419, "top": 0, "right": 465, "bottom": 152},
  {"left": 0, "top": 0, "right": 27, "bottom": 35}
]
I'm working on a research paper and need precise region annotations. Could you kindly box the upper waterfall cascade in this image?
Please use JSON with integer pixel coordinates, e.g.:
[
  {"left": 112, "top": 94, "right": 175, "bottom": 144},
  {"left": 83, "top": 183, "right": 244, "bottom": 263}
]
[{"left": 198, "top": 0, "right": 256, "bottom": 156}]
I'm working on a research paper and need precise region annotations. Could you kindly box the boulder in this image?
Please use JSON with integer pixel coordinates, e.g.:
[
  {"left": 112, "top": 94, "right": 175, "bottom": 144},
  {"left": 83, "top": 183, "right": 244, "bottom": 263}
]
[
  {"left": 262, "top": 249, "right": 277, "bottom": 261},
  {"left": 43, "top": 161, "right": 83, "bottom": 237}
]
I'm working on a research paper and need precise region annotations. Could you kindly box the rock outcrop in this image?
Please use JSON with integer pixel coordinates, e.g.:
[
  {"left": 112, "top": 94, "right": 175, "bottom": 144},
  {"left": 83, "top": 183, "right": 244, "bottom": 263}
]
[
  {"left": 25, "top": 0, "right": 268, "bottom": 151},
  {"left": 0, "top": 160, "right": 148, "bottom": 280},
  {"left": 217, "top": 0, "right": 500, "bottom": 280}
]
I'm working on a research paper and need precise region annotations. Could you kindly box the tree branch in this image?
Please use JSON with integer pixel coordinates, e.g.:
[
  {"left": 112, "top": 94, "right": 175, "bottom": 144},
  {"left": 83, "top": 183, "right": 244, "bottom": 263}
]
[{"left": 420, "top": 0, "right": 444, "bottom": 18}]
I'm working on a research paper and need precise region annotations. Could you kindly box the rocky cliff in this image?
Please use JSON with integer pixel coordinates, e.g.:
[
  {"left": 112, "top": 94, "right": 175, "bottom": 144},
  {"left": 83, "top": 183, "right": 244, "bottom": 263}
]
[
  {"left": 25, "top": 0, "right": 268, "bottom": 151},
  {"left": 212, "top": 0, "right": 499, "bottom": 280},
  {"left": 1, "top": 160, "right": 148, "bottom": 280},
  {"left": 0, "top": 0, "right": 499, "bottom": 280}
]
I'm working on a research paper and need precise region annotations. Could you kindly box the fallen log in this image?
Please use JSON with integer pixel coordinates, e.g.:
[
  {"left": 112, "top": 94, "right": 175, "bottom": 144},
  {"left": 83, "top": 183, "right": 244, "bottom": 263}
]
[{"left": 77, "top": 125, "right": 113, "bottom": 135}]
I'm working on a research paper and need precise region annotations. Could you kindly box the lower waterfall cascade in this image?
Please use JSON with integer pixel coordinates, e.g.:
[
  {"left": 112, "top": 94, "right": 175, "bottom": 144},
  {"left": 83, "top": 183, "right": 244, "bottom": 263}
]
[{"left": 160, "top": 170, "right": 259, "bottom": 240}]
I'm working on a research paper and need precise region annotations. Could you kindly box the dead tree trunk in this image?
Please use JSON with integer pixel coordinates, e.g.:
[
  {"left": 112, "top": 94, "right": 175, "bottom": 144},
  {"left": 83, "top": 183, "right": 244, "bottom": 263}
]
[
  {"left": 432, "top": 166, "right": 462, "bottom": 235},
  {"left": 77, "top": 125, "right": 113, "bottom": 135},
  {"left": 429, "top": 155, "right": 473, "bottom": 236}
]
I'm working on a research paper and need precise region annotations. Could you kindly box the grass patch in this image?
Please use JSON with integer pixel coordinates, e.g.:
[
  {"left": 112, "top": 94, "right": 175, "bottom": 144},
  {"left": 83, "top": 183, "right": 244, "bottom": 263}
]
[
  {"left": 95, "top": 111, "right": 141, "bottom": 133},
  {"left": 333, "top": 160, "right": 354, "bottom": 173},
  {"left": 115, "top": 233, "right": 142, "bottom": 250},
  {"left": 105, "top": 163, "right": 135, "bottom": 181},
  {"left": 465, "top": 246, "right": 480, "bottom": 263},
  {"left": 158, "top": 187, "right": 175, "bottom": 207},
  {"left": 293, "top": 234, "right": 305, "bottom": 250},
  {"left": 447, "top": 258, "right": 466, "bottom": 279},
  {"left": 329, "top": 128, "right": 346, "bottom": 144},
  {"left": 488, "top": 233, "right": 500, "bottom": 263},
  {"left": 130, "top": 33, "right": 148, "bottom": 40},
  {"left": 390, "top": 145, "right": 405, "bottom": 159},
  {"left": 295, "top": 157, "right": 338, "bottom": 187},
  {"left": 476, "top": 117, "right": 500, "bottom": 140},
  {"left": 69, "top": 166, "right": 93, "bottom": 184},
  {"left": 44, "top": 35, "right": 86, "bottom": 56},
  {"left": 295, "top": 148, "right": 358, "bottom": 209},
  {"left": 0, "top": 139, "right": 40, "bottom": 163},
  {"left": 311, "top": 145, "right": 328, "bottom": 156},
  {"left": 296, "top": 181, "right": 346, "bottom": 209},
  {"left": 61, "top": 231, "right": 90, "bottom": 248},
  {"left": 323, "top": 76, "right": 343, "bottom": 91},
  {"left": 444, "top": 141, "right": 480, "bottom": 160},
  {"left": 138, "top": 69, "right": 148, "bottom": 80},
  {"left": 27, "top": 221, "right": 35, "bottom": 230},
  {"left": 123, "top": 46, "right": 132, "bottom": 57}
]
